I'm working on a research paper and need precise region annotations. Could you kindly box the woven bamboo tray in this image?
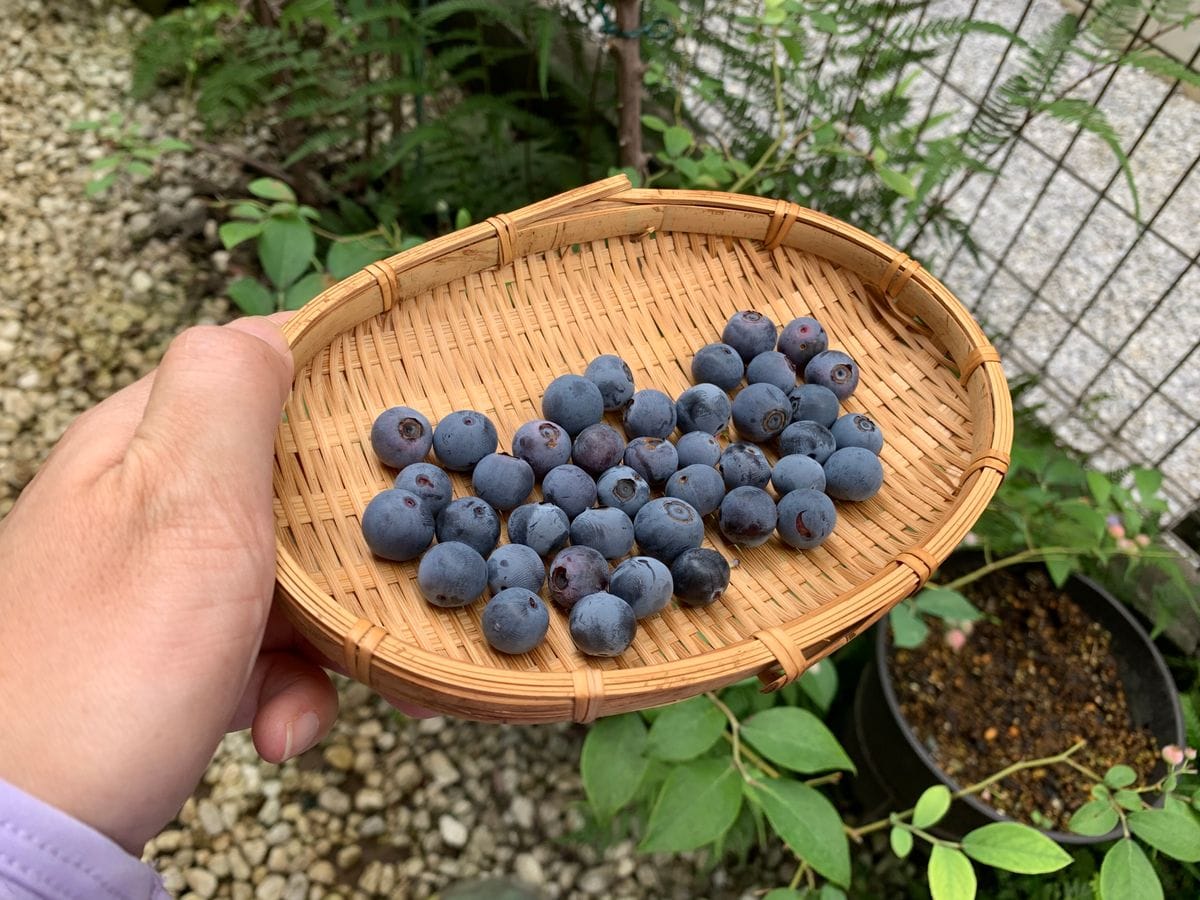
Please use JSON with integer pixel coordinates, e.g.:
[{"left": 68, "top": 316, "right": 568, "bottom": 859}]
[{"left": 273, "top": 174, "right": 1012, "bottom": 724}]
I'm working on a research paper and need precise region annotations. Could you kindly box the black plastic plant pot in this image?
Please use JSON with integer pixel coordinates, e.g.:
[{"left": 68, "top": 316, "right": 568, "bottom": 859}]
[{"left": 848, "top": 562, "right": 1185, "bottom": 845}]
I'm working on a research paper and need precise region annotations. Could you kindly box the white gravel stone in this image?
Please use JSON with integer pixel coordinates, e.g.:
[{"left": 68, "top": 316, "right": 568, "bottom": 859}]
[{"left": 438, "top": 815, "right": 468, "bottom": 848}]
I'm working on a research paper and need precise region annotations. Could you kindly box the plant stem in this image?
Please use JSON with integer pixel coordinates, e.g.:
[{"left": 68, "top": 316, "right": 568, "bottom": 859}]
[
  {"left": 707, "top": 692, "right": 760, "bottom": 781},
  {"left": 932, "top": 547, "right": 1084, "bottom": 591},
  {"left": 787, "top": 860, "right": 808, "bottom": 890},
  {"left": 896, "top": 818, "right": 960, "bottom": 849}
]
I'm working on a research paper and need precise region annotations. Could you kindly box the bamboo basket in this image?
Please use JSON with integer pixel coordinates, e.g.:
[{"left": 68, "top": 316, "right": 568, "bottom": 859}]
[{"left": 273, "top": 174, "right": 1012, "bottom": 724}]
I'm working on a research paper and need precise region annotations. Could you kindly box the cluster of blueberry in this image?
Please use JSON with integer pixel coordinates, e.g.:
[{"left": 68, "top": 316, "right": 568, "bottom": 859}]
[{"left": 358, "top": 309, "right": 883, "bottom": 659}]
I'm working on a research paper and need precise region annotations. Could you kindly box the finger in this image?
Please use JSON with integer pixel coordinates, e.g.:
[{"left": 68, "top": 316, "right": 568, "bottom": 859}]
[{"left": 232, "top": 651, "right": 339, "bottom": 763}]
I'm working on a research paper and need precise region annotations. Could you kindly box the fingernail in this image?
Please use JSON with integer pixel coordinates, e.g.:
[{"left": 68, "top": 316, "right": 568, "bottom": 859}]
[{"left": 283, "top": 711, "right": 321, "bottom": 761}]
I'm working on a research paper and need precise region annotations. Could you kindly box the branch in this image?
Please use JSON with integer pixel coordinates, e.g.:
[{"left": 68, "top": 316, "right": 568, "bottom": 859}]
[{"left": 611, "top": 0, "right": 648, "bottom": 177}]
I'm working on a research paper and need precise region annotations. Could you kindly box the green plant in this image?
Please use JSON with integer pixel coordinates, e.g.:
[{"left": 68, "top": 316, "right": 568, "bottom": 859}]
[{"left": 69, "top": 113, "right": 193, "bottom": 196}]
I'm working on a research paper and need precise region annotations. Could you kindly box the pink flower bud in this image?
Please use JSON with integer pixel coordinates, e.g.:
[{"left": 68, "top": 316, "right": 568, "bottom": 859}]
[
  {"left": 960, "top": 620, "right": 975, "bottom": 638},
  {"left": 1136, "top": 534, "right": 1151, "bottom": 547},
  {"left": 1163, "top": 744, "right": 1186, "bottom": 766},
  {"left": 945, "top": 628, "right": 967, "bottom": 652},
  {"left": 1117, "top": 537, "right": 1137, "bottom": 553},
  {"left": 961, "top": 532, "right": 980, "bottom": 548},
  {"left": 1187, "top": 747, "right": 1197, "bottom": 761},
  {"left": 1107, "top": 523, "right": 1126, "bottom": 539}
]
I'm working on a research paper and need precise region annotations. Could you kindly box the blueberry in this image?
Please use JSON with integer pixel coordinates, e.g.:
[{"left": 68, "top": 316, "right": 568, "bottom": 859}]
[
  {"left": 548, "top": 545, "right": 612, "bottom": 610},
  {"left": 777, "top": 316, "right": 829, "bottom": 369},
  {"left": 624, "top": 436, "right": 679, "bottom": 486},
  {"left": 433, "top": 410, "right": 498, "bottom": 472},
  {"left": 731, "top": 382, "right": 791, "bottom": 442},
  {"left": 691, "top": 342, "right": 744, "bottom": 390},
  {"left": 787, "top": 383, "right": 840, "bottom": 429},
  {"left": 584, "top": 354, "right": 636, "bottom": 411},
  {"left": 571, "top": 423, "right": 627, "bottom": 477},
  {"left": 675, "top": 383, "right": 732, "bottom": 435},
  {"left": 394, "top": 462, "right": 453, "bottom": 518},
  {"left": 778, "top": 420, "right": 837, "bottom": 464},
  {"left": 718, "top": 486, "right": 778, "bottom": 547},
  {"left": 804, "top": 350, "right": 860, "bottom": 401},
  {"left": 507, "top": 502, "right": 571, "bottom": 557},
  {"left": 512, "top": 420, "right": 572, "bottom": 479},
  {"left": 481, "top": 588, "right": 550, "bottom": 655},
  {"left": 718, "top": 442, "right": 771, "bottom": 490},
  {"left": 542, "top": 464, "right": 598, "bottom": 519},
  {"left": 610, "top": 556, "right": 674, "bottom": 619},
  {"left": 633, "top": 497, "right": 705, "bottom": 563},
  {"left": 770, "top": 453, "right": 827, "bottom": 495},
  {"left": 830, "top": 413, "right": 884, "bottom": 455},
  {"left": 570, "top": 507, "right": 635, "bottom": 560},
  {"left": 722, "top": 310, "right": 777, "bottom": 363},
  {"left": 542, "top": 374, "right": 605, "bottom": 437},
  {"left": 622, "top": 389, "right": 677, "bottom": 439},
  {"left": 776, "top": 489, "right": 837, "bottom": 549},
  {"left": 486, "top": 544, "right": 546, "bottom": 595},
  {"left": 671, "top": 548, "right": 731, "bottom": 608},
  {"left": 435, "top": 497, "right": 501, "bottom": 557},
  {"left": 471, "top": 452, "right": 534, "bottom": 511},
  {"left": 746, "top": 351, "right": 797, "bottom": 393},
  {"left": 361, "top": 488, "right": 435, "bottom": 561},
  {"left": 569, "top": 592, "right": 636, "bottom": 657},
  {"left": 675, "top": 431, "right": 721, "bottom": 468},
  {"left": 595, "top": 465, "right": 652, "bottom": 518},
  {"left": 371, "top": 406, "right": 433, "bottom": 469},
  {"left": 823, "top": 446, "right": 884, "bottom": 501},
  {"left": 665, "top": 464, "right": 726, "bottom": 516},
  {"left": 417, "top": 541, "right": 488, "bottom": 607}
]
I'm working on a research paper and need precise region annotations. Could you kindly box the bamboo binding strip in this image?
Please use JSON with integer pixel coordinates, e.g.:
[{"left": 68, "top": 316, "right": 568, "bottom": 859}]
[{"left": 273, "top": 174, "right": 1013, "bottom": 724}]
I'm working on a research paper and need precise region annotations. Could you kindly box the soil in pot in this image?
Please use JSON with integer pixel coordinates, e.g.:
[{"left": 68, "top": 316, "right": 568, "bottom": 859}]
[{"left": 889, "top": 565, "right": 1161, "bottom": 831}]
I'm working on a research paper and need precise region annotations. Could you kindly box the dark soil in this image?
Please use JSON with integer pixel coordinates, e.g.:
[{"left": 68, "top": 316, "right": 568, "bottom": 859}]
[{"left": 889, "top": 566, "right": 1161, "bottom": 831}]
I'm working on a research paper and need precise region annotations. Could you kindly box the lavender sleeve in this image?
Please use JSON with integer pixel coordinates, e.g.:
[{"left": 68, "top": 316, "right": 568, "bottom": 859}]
[{"left": 0, "top": 778, "right": 170, "bottom": 900}]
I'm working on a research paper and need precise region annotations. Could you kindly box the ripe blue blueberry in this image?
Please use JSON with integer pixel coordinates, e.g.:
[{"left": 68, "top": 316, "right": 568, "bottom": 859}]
[
  {"left": 542, "top": 374, "right": 605, "bottom": 437},
  {"left": 584, "top": 354, "right": 635, "bottom": 411},
  {"left": 471, "top": 452, "right": 534, "bottom": 511},
  {"left": 830, "top": 412, "right": 884, "bottom": 455},
  {"left": 778, "top": 420, "right": 836, "bottom": 464},
  {"left": 361, "top": 488, "right": 435, "bottom": 561},
  {"left": 417, "top": 541, "right": 488, "bottom": 608},
  {"left": 718, "top": 486, "right": 778, "bottom": 547},
  {"left": 371, "top": 406, "right": 433, "bottom": 469},
  {"left": 512, "top": 420, "right": 572, "bottom": 479},
  {"left": 731, "top": 382, "right": 790, "bottom": 442},
  {"left": 665, "top": 464, "right": 727, "bottom": 516},
  {"left": 804, "top": 350, "right": 860, "bottom": 401},
  {"left": 770, "top": 453, "right": 827, "bottom": 495},
  {"left": 571, "top": 423, "right": 627, "bottom": 477},
  {"left": 486, "top": 544, "right": 546, "bottom": 595},
  {"left": 670, "top": 548, "right": 731, "bottom": 608},
  {"left": 570, "top": 508, "right": 635, "bottom": 560},
  {"left": 394, "top": 462, "right": 453, "bottom": 518},
  {"left": 596, "top": 465, "right": 652, "bottom": 518},
  {"left": 622, "top": 389, "right": 677, "bottom": 439},
  {"left": 507, "top": 502, "right": 571, "bottom": 557},
  {"left": 718, "top": 442, "right": 771, "bottom": 490},
  {"left": 542, "top": 464, "right": 598, "bottom": 519},
  {"left": 610, "top": 556, "right": 674, "bottom": 619},
  {"left": 433, "top": 410, "right": 498, "bottom": 472},
  {"left": 746, "top": 351, "right": 797, "bottom": 393},
  {"left": 675, "top": 431, "right": 722, "bottom": 468},
  {"left": 675, "top": 383, "right": 732, "bottom": 435},
  {"left": 777, "top": 316, "right": 828, "bottom": 369},
  {"left": 481, "top": 588, "right": 549, "bottom": 655},
  {"left": 722, "top": 310, "right": 777, "bottom": 363},
  {"left": 787, "top": 383, "right": 840, "bottom": 429},
  {"left": 691, "top": 342, "right": 744, "bottom": 390},
  {"left": 776, "top": 489, "right": 837, "bottom": 549},
  {"left": 548, "top": 545, "right": 612, "bottom": 610},
  {"left": 633, "top": 497, "right": 705, "bottom": 563},
  {"left": 435, "top": 497, "right": 501, "bottom": 557},
  {"left": 624, "top": 436, "right": 679, "bottom": 486},
  {"left": 569, "top": 592, "right": 636, "bottom": 657},
  {"left": 823, "top": 446, "right": 884, "bottom": 501}
]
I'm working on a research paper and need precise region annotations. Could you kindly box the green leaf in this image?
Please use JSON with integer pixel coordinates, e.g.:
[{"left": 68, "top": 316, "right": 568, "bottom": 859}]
[
  {"left": 914, "top": 588, "right": 982, "bottom": 622},
  {"left": 638, "top": 759, "right": 741, "bottom": 852},
  {"left": 218, "top": 220, "right": 263, "bottom": 251},
  {"left": 283, "top": 272, "right": 327, "bottom": 310},
  {"left": 534, "top": 8, "right": 555, "bottom": 99},
  {"left": 890, "top": 604, "right": 928, "bottom": 649},
  {"left": 1181, "top": 692, "right": 1200, "bottom": 749},
  {"left": 913, "top": 785, "right": 952, "bottom": 829},
  {"left": 327, "top": 237, "right": 390, "bottom": 280},
  {"left": 663, "top": 126, "right": 693, "bottom": 158},
  {"left": 1100, "top": 839, "right": 1162, "bottom": 900},
  {"left": 455, "top": 207, "right": 472, "bottom": 230},
  {"left": 1086, "top": 471, "right": 1112, "bottom": 506},
  {"left": 928, "top": 845, "right": 976, "bottom": 900},
  {"left": 258, "top": 217, "right": 315, "bottom": 290},
  {"left": 641, "top": 114, "right": 669, "bottom": 133},
  {"left": 810, "top": 11, "right": 838, "bottom": 33},
  {"left": 763, "top": 891, "right": 805, "bottom": 900},
  {"left": 85, "top": 173, "right": 117, "bottom": 197},
  {"left": 1045, "top": 555, "right": 1074, "bottom": 588},
  {"left": 779, "top": 36, "right": 805, "bottom": 65},
  {"left": 247, "top": 177, "right": 296, "bottom": 203},
  {"left": 890, "top": 825, "right": 913, "bottom": 858},
  {"left": 746, "top": 779, "right": 850, "bottom": 887},
  {"left": 1104, "top": 765, "right": 1136, "bottom": 789},
  {"left": 645, "top": 696, "right": 728, "bottom": 762},
  {"left": 581, "top": 713, "right": 648, "bottom": 819},
  {"left": 1114, "top": 789, "right": 1142, "bottom": 812},
  {"left": 960, "top": 822, "right": 1072, "bottom": 874},
  {"left": 741, "top": 708, "right": 855, "bottom": 775},
  {"left": 230, "top": 202, "right": 264, "bottom": 221},
  {"left": 226, "top": 278, "right": 275, "bottom": 316},
  {"left": 1133, "top": 468, "right": 1163, "bottom": 502},
  {"left": 1128, "top": 806, "right": 1200, "bottom": 861},
  {"left": 90, "top": 154, "right": 124, "bottom": 172},
  {"left": 1038, "top": 99, "right": 1139, "bottom": 220},
  {"left": 878, "top": 167, "right": 916, "bottom": 198},
  {"left": 798, "top": 660, "right": 838, "bottom": 714},
  {"left": 1068, "top": 798, "right": 1119, "bottom": 836},
  {"left": 1117, "top": 50, "right": 1200, "bottom": 90},
  {"left": 154, "top": 137, "right": 193, "bottom": 153}
]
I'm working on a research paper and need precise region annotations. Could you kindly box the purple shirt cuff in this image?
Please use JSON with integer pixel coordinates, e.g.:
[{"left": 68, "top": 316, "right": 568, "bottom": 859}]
[{"left": 0, "top": 778, "right": 170, "bottom": 900}]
